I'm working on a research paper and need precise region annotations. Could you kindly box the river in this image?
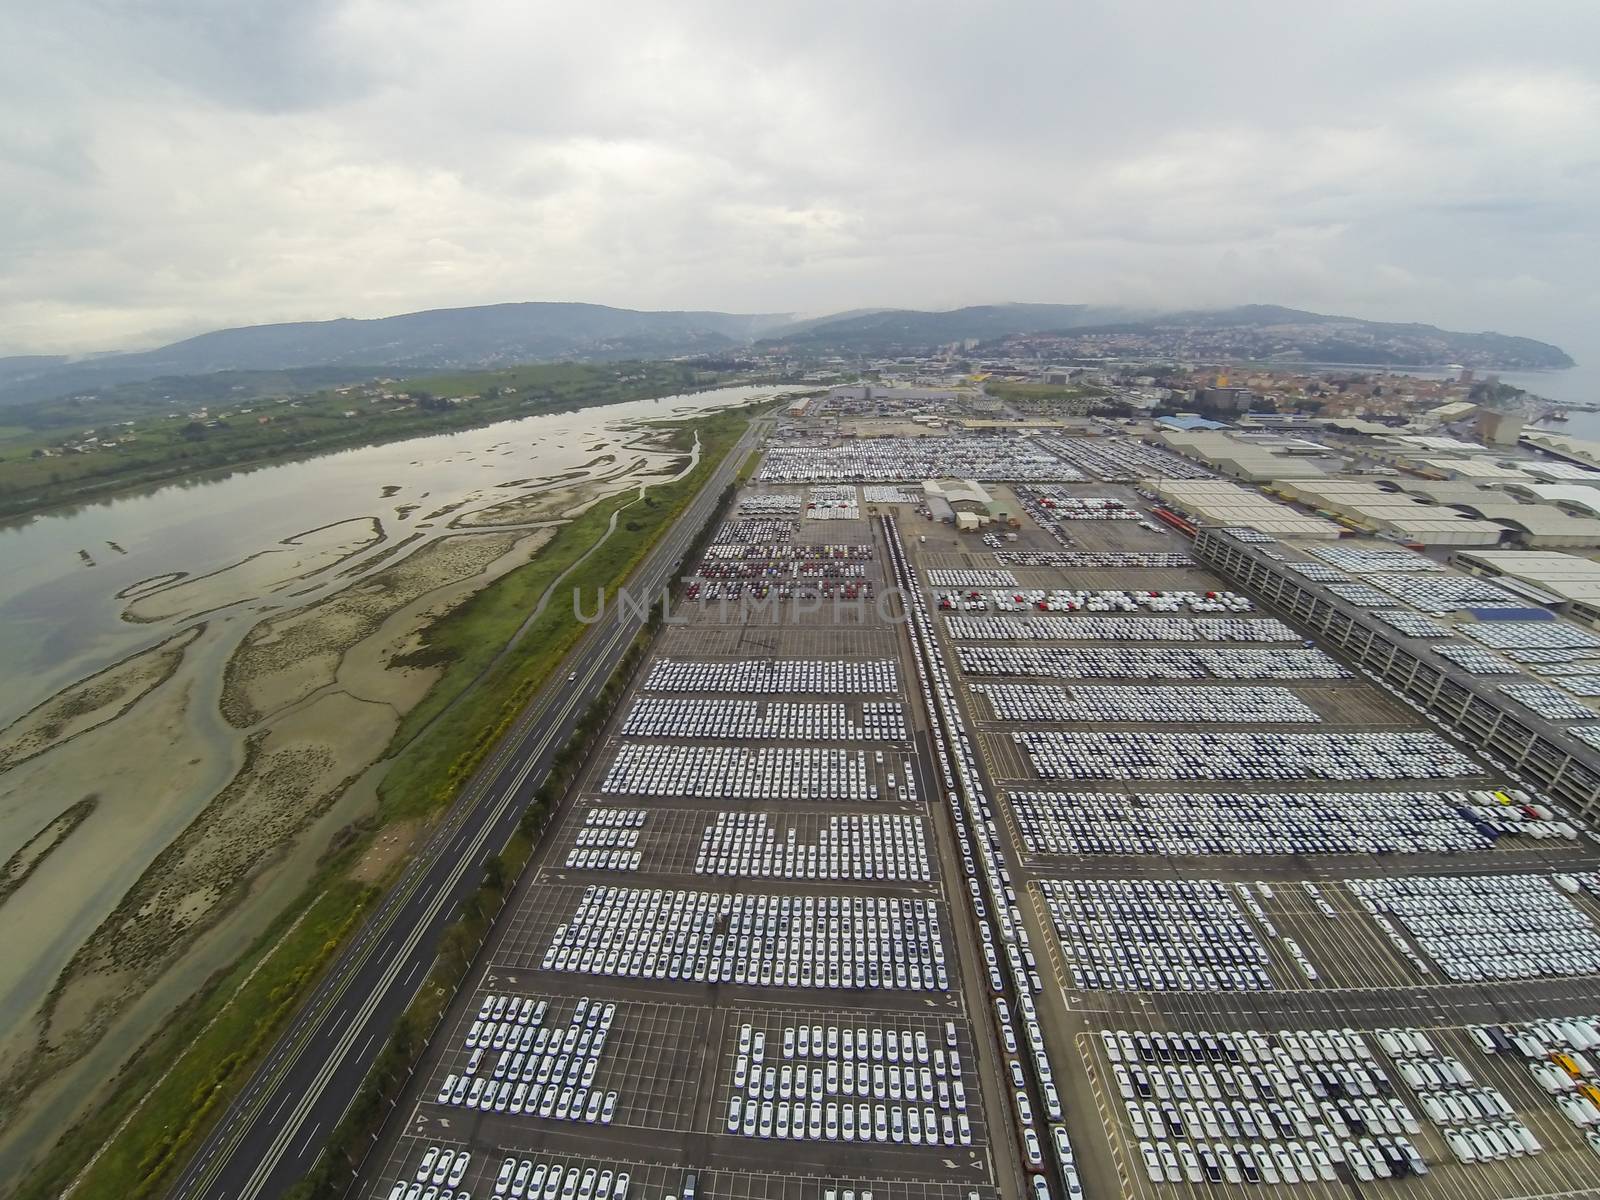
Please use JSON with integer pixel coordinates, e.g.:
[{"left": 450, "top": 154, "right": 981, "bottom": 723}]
[{"left": 0, "top": 383, "right": 772, "bottom": 1177}]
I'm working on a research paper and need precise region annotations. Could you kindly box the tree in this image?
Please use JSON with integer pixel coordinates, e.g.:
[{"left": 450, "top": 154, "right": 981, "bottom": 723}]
[
  {"left": 483, "top": 853, "right": 507, "bottom": 892},
  {"left": 181, "top": 421, "right": 208, "bottom": 440}
]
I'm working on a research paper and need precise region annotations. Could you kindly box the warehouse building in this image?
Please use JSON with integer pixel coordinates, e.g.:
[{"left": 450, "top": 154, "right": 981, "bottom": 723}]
[
  {"left": 1157, "top": 429, "right": 1331, "bottom": 483},
  {"left": 1150, "top": 479, "right": 1342, "bottom": 538},
  {"left": 1274, "top": 478, "right": 1506, "bottom": 546},
  {"left": 1455, "top": 549, "right": 1600, "bottom": 629},
  {"left": 1443, "top": 500, "right": 1600, "bottom": 549}
]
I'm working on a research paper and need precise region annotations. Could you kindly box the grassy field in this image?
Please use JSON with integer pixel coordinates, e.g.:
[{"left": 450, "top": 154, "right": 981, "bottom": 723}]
[
  {"left": 985, "top": 380, "right": 1107, "bottom": 403},
  {"left": 13, "top": 879, "right": 377, "bottom": 1200},
  {"left": 0, "top": 361, "right": 732, "bottom": 519},
  {"left": 10, "top": 400, "right": 759, "bottom": 1200},
  {"left": 376, "top": 406, "right": 752, "bottom": 822}
]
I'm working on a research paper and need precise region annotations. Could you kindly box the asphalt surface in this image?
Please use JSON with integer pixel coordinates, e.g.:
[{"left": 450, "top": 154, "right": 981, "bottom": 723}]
[{"left": 166, "top": 416, "right": 764, "bottom": 1200}]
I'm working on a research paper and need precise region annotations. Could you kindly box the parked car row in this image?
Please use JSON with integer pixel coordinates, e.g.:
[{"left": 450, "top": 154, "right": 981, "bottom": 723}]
[
  {"left": 438, "top": 996, "right": 619, "bottom": 1123},
  {"left": 955, "top": 645, "right": 1351, "bottom": 681},
  {"left": 1107, "top": 1026, "right": 1439, "bottom": 1182},
  {"left": 701, "top": 539, "right": 870, "bottom": 560},
  {"left": 964, "top": 587, "right": 1254, "bottom": 614},
  {"left": 570, "top": 809, "right": 643, "bottom": 853},
  {"left": 993, "top": 550, "right": 1195, "bottom": 569},
  {"left": 1006, "top": 788, "right": 1514, "bottom": 857},
  {"left": 757, "top": 436, "right": 1085, "bottom": 485},
  {"left": 685, "top": 578, "right": 874, "bottom": 603},
  {"left": 737, "top": 493, "right": 801, "bottom": 516},
  {"left": 564, "top": 847, "right": 641, "bottom": 871},
  {"left": 642, "top": 656, "right": 898, "bottom": 694},
  {"left": 619, "top": 698, "right": 906, "bottom": 742},
  {"left": 491, "top": 1161, "right": 630, "bottom": 1200},
  {"left": 1311, "top": 545, "right": 1443, "bottom": 574},
  {"left": 1286, "top": 561, "right": 1353, "bottom": 583},
  {"left": 1385, "top": 1037, "right": 1527, "bottom": 1153},
  {"left": 1474, "top": 1015, "right": 1600, "bottom": 1130},
  {"left": 1041, "top": 879, "right": 1273, "bottom": 993},
  {"left": 947, "top": 614, "right": 1296, "bottom": 644},
  {"left": 1019, "top": 492, "right": 1141, "bottom": 520},
  {"left": 394, "top": 1146, "right": 471, "bottom": 1199},
  {"left": 1499, "top": 682, "right": 1598, "bottom": 721},
  {"left": 1034, "top": 434, "right": 1212, "bottom": 481},
  {"left": 1372, "top": 609, "right": 1453, "bottom": 639},
  {"left": 599, "top": 744, "right": 881, "bottom": 801},
  {"left": 1325, "top": 582, "right": 1398, "bottom": 607},
  {"left": 695, "top": 812, "right": 930, "bottom": 881},
  {"left": 881, "top": 515, "right": 1080, "bottom": 1196},
  {"left": 1370, "top": 574, "right": 1526, "bottom": 614},
  {"left": 925, "top": 568, "right": 1021, "bottom": 589},
  {"left": 1433, "top": 643, "right": 1517, "bottom": 675},
  {"left": 1017, "top": 729, "right": 1482, "bottom": 782},
  {"left": 863, "top": 485, "right": 922, "bottom": 504},
  {"left": 805, "top": 485, "right": 859, "bottom": 519},
  {"left": 709, "top": 518, "right": 800, "bottom": 543},
  {"left": 541, "top": 886, "right": 949, "bottom": 991},
  {"left": 977, "top": 683, "right": 1320, "bottom": 725},
  {"left": 726, "top": 1021, "right": 973, "bottom": 1145},
  {"left": 1349, "top": 874, "right": 1600, "bottom": 981}
]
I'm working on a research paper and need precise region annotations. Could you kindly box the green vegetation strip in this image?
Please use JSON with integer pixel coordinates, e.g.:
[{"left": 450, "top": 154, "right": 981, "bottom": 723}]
[
  {"left": 14, "top": 402, "right": 756, "bottom": 1200},
  {"left": 0, "top": 361, "right": 732, "bottom": 519},
  {"left": 15, "top": 879, "right": 377, "bottom": 1200},
  {"left": 375, "top": 403, "right": 754, "bottom": 822}
]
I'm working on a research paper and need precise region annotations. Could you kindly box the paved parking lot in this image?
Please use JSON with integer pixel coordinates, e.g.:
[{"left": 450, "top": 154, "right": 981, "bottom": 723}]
[
  {"left": 899, "top": 493, "right": 1600, "bottom": 1200},
  {"left": 361, "top": 455, "right": 1600, "bottom": 1200},
  {"left": 1073, "top": 1019, "right": 1600, "bottom": 1200},
  {"left": 357, "top": 481, "right": 1015, "bottom": 1200}
]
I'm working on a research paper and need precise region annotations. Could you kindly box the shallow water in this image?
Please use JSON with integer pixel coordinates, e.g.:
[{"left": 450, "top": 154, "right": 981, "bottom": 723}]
[
  {"left": 0, "top": 384, "right": 768, "bottom": 1163},
  {"left": 0, "top": 385, "right": 766, "bottom": 730}
]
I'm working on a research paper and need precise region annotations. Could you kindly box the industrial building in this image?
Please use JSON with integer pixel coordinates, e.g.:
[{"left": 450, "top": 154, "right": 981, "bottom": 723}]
[
  {"left": 1272, "top": 478, "right": 1506, "bottom": 546},
  {"left": 1149, "top": 479, "right": 1342, "bottom": 538},
  {"left": 1156, "top": 429, "right": 1331, "bottom": 483},
  {"left": 1195, "top": 528, "right": 1600, "bottom": 817},
  {"left": 1442, "top": 499, "right": 1600, "bottom": 548},
  {"left": 1455, "top": 550, "right": 1600, "bottom": 628},
  {"left": 923, "top": 478, "right": 993, "bottom": 525}
]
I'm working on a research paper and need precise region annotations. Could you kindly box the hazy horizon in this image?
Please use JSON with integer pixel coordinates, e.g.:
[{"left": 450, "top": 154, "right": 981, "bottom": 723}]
[{"left": 3, "top": 0, "right": 1597, "bottom": 358}]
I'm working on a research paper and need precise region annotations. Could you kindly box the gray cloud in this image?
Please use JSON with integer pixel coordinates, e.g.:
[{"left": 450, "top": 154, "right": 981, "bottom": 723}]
[{"left": 1, "top": 0, "right": 1597, "bottom": 356}]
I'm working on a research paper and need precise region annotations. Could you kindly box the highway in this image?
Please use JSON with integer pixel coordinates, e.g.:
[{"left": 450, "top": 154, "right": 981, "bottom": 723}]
[{"left": 166, "top": 414, "right": 765, "bottom": 1200}]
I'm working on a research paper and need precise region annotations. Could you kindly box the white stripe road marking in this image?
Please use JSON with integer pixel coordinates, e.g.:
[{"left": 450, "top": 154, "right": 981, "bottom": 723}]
[
  {"left": 187, "top": 429, "right": 749, "bottom": 1199},
  {"left": 231, "top": 616, "right": 637, "bottom": 1200}
]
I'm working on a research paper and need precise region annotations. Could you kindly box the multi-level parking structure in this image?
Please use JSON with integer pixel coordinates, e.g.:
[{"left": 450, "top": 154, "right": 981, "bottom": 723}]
[
  {"left": 955, "top": 645, "right": 1350, "bottom": 681},
  {"left": 945, "top": 615, "right": 1298, "bottom": 643},
  {"left": 992, "top": 551, "right": 1195, "bottom": 569},
  {"left": 975, "top": 684, "right": 1321, "bottom": 725},
  {"left": 1014, "top": 729, "right": 1483, "bottom": 782},
  {"left": 1006, "top": 788, "right": 1548, "bottom": 857},
  {"left": 1195, "top": 526, "right": 1600, "bottom": 818}
]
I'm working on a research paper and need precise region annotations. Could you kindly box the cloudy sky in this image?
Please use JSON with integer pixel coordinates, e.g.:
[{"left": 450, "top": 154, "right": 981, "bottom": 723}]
[{"left": 3, "top": 0, "right": 1597, "bottom": 357}]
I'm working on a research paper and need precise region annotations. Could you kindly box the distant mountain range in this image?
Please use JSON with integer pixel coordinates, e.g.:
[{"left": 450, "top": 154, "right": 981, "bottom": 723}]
[{"left": 0, "top": 300, "right": 1571, "bottom": 406}]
